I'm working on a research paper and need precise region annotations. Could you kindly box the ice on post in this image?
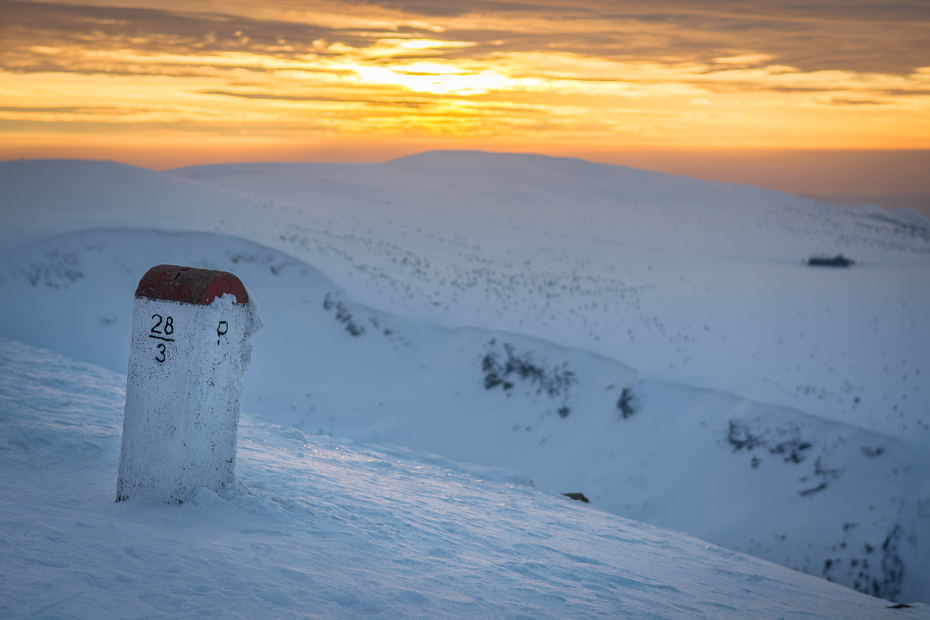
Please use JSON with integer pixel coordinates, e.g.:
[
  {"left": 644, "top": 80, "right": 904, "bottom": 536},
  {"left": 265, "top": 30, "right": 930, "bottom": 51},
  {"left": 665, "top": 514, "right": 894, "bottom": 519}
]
[{"left": 116, "top": 265, "right": 261, "bottom": 503}]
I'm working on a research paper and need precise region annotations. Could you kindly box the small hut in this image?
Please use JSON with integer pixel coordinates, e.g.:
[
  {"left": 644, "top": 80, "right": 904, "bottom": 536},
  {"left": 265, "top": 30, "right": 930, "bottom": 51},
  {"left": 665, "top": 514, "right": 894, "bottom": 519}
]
[{"left": 807, "top": 254, "right": 854, "bottom": 268}]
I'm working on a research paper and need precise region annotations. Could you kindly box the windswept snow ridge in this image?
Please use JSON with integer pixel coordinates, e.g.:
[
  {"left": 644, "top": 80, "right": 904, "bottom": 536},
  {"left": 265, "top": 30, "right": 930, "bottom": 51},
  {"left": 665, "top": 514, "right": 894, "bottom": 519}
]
[{"left": 1, "top": 337, "right": 926, "bottom": 619}]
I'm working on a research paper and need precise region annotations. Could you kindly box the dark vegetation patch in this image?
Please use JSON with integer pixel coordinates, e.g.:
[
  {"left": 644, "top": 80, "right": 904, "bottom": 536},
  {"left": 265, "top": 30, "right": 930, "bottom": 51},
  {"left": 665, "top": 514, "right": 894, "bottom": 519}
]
[
  {"left": 482, "top": 341, "right": 575, "bottom": 398},
  {"left": 481, "top": 340, "right": 575, "bottom": 417},
  {"left": 321, "top": 293, "right": 409, "bottom": 347},
  {"left": 878, "top": 526, "right": 906, "bottom": 601},
  {"left": 616, "top": 387, "right": 638, "bottom": 419},
  {"left": 768, "top": 428, "right": 813, "bottom": 464},
  {"left": 227, "top": 252, "right": 293, "bottom": 276},
  {"left": 725, "top": 419, "right": 848, "bottom": 495},
  {"left": 798, "top": 456, "right": 843, "bottom": 497},
  {"left": 822, "top": 525, "right": 905, "bottom": 602},
  {"left": 19, "top": 251, "right": 83, "bottom": 288},
  {"left": 726, "top": 421, "right": 812, "bottom": 463},
  {"left": 323, "top": 293, "right": 364, "bottom": 336},
  {"left": 726, "top": 420, "right": 765, "bottom": 452},
  {"left": 860, "top": 211, "right": 930, "bottom": 243},
  {"left": 798, "top": 483, "right": 828, "bottom": 497},
  {"left": 842, "top": 210, "right": 930, "bottom": 254},
  {"left": 369, "top": 316, "right": 393, "bottom": 336}
]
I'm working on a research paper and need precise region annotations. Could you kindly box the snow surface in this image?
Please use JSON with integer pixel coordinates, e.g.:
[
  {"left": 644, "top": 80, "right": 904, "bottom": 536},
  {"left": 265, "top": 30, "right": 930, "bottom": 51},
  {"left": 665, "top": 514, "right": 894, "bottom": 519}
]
[
  {"left": 1, "top": 151, "right": 929, "bottom": 604},
  {"left": 2, "top": 336, "right": 927, "bottom": 619}
]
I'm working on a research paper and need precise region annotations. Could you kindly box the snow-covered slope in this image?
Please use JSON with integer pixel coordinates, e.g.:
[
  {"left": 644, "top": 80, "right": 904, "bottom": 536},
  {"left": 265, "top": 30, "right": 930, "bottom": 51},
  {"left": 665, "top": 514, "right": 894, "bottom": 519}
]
[
  {"left": 2, "top": 337, "right": 926, "bottom": 618},
  {"left": 1, "top": 227, "right": 927, "bottom": 603},
  {"left": 1, "top": 152, "right": 929, "bottom": 603},
  {"left": 6, "top": 153, "right": 926, "bottom": 437},
  {"left": 170, "top": 152, "right": 930, "bottom": 434}
]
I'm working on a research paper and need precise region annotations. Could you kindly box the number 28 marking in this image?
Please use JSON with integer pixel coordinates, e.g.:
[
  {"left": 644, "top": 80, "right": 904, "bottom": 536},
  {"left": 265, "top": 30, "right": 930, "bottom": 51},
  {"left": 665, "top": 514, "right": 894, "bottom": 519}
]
[
  {"left": 151, "top": 314, "right": 174, "bottom": 336},
  {"left": 150, "top": 314, "right": 176, "bottom": 363}
]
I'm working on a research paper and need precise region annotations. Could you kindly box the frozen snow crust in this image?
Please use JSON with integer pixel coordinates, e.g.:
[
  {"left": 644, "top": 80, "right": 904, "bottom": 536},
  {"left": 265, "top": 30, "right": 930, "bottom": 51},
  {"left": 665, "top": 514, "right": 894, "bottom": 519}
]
[
  {"left": 2, "top": 336, "right": 928, "bottom": 619},
  {"left": 1, "top": 152, "right": 929, "bottom": 603}
]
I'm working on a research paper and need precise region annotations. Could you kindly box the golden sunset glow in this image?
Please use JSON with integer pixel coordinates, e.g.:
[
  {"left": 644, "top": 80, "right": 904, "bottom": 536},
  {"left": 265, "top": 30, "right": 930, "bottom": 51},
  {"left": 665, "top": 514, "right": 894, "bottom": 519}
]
[{"left": 1, "top": 0, "right": 929, "bottom": 196}]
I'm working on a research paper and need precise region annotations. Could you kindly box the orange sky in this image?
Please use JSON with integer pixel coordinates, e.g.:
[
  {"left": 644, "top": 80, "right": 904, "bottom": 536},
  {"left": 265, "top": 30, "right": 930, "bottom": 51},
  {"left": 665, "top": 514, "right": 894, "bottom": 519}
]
[{"left": 2, "top": 0, "right": 929, "bottom": 200}]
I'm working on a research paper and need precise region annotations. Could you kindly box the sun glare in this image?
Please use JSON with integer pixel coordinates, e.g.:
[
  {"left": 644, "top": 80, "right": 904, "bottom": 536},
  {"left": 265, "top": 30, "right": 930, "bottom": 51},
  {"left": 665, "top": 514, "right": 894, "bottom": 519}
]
[{"left": 353, "top": 62, "right": 507, "bottom": 96}]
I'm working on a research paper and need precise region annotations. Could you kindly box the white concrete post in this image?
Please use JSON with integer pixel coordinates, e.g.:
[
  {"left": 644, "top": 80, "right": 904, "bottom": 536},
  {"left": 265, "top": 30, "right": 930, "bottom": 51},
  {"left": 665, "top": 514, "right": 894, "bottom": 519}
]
[{"left": 116, "top": 265, "right": 261, "bottom": 503}]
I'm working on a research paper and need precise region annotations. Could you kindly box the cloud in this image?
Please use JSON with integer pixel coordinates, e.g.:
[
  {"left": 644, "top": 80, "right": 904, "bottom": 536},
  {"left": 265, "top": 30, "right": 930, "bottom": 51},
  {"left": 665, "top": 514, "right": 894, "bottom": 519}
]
[
  {"left": 0, "top": 0, "right": 927, "bottom": 148},
  {"left": 352, "top": 0, "right": 930, "bottom": 74},
  {"left": 0, "top": 1, "right": 384, "bottom": 68},
  {"left": 3, "top": 0, "right": 928, "bottom": 75}
]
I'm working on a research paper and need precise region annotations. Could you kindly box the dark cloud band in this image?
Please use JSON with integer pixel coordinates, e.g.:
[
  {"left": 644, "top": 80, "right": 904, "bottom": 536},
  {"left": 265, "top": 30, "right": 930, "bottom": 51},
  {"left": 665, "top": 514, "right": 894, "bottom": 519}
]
[{"left": 1, "top": 0, "right": 927, "bottom": 75}]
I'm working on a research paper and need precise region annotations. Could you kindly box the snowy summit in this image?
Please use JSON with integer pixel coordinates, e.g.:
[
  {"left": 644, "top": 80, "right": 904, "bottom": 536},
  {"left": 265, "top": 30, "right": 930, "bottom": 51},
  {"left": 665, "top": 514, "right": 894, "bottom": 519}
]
[{"left": 1, "top": 151, "right": 929, "bottom": 616}]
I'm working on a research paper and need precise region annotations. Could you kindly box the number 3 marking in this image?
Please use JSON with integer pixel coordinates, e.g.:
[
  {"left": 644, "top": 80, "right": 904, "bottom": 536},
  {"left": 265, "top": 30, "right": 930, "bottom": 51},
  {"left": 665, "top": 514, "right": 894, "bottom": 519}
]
[{"left": 155, "top": 343, "right": 166, "bottom": 363}]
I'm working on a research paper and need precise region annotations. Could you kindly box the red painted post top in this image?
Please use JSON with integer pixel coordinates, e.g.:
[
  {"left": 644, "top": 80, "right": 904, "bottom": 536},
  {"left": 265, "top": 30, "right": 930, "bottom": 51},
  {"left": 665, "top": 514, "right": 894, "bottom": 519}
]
[{"left": 135, "top": 265, "right": 249, "bottom": 305}]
